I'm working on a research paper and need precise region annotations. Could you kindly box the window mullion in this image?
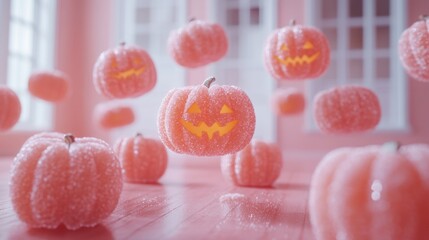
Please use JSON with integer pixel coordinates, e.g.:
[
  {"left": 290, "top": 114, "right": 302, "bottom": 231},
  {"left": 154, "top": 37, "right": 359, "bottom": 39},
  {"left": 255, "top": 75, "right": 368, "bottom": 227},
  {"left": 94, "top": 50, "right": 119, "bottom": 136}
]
[
  {"left": 0, "top": 0, "right": 11, "bottom": 84},
  {"left": 337, "top": 0, "right": 348, "bottom": 85},
  {"left": 363, "top": 0, "right": 375, "bottom": 87}
]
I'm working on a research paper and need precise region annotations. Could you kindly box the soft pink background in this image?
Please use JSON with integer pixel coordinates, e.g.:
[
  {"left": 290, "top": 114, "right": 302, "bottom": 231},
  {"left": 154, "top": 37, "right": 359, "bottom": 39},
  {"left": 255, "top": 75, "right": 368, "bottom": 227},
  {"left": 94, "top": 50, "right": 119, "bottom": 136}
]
[{"left": 1, "top": 0, "right": 428, "bottom": 157}]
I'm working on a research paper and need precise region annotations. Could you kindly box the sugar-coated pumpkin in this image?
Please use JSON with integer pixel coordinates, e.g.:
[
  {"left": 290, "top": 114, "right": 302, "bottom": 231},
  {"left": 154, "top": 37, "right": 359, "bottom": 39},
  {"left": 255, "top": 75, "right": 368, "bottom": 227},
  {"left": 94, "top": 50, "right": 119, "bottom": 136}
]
[
  {"left": 114, "top": 133, "right": 168, "bottom": 183},
  {"left": 398, "top": 15, "right": 429, "bottom": 82},
  {"left": 28, "top": 70, "right": 70, "bottom": 102},
  {"left": 221, "top": 140, "right": 283, "bottom": 187},
  {"left": 157, "top": 76, "right": 255, "bottom": 156},
  {"left": 94, "top": 102, "right": 135, "bottom": 129},
  {"left": 264, "top": 20, "right": 330, "bottom": 80},
  {"left": 0, "top": 85, "right": 21, "bottom": 131},
  {"left": 10, "top": 132, "right": 123, "bottom": 230},
  {"left": 93, "top": 43, "right": 157, "bottom": 98},
  {"left": 271, "top": 88, "right": 305, "bottom": 115},
  {"left": 309, "top": 142, "right": 429, "bottom": 240},
  {"left": 167, "top": 19, "right": 228, "bottom": 68},
  {"left": 313, "top": 85, "right": 381, "bottom": 133}
]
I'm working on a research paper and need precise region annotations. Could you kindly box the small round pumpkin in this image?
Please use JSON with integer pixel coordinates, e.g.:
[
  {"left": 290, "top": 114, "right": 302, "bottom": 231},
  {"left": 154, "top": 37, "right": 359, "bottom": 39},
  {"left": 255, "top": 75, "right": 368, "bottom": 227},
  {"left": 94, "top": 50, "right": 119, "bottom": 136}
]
[
  {"left": 271, "top": 88, "right": 306, "bottom": 115},
  {"left": 167, "top": 19, "right": 228, "bottom": 68},
  {"left": 398, "top": 15, "right": 429, "bottom": 82},
  {"left": 114, "top": 133, "right": 168, "bottom": 183},
  {"left": 10, "top": 132, "right": 123, "bottom": 230},
  {"left": 264, "top": 20, "right": 330, "bottom": 80},
  {"left": 93, "top": 43, "right": 157, "bottom": 98},
  {"left": 220, "top": 140, "right": 283, "bottom": 187},
  {"left": 94, "top": 102, "right": 135, "bottom": 129},
  {"left": 28, "top": 70, "right": 70, "bottom": 102},
  {"left": 157, "top": 76, "right": 255, "bottom": 156},
  {"left": 313, "top": 85, "right": 381, "bottom": 133},
  {"left": 309, "top": 142, "right": 429, "bottom": 240},
  {"left": 0, "top": 85, "right": 21, "bottom": 131}
]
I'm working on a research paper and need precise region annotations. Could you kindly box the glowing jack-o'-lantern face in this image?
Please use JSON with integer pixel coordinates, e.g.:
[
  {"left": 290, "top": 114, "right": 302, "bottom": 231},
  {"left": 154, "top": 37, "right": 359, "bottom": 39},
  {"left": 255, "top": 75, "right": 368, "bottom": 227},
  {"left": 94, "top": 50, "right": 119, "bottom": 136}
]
[
  {"left": 180, "top": 102, "right": 238, "bottom": 139},
  {"left": 157, "top": 77, "right": 256, "bottom": 156},
  {"left": 93, "top": 43, "right": 157, "bottom": 99},
  {"left": 275, "top": 41, "right": 320, "bottom": 67},
  {"left": 264, "top": 20, "right": 330, "bottom": 80}
]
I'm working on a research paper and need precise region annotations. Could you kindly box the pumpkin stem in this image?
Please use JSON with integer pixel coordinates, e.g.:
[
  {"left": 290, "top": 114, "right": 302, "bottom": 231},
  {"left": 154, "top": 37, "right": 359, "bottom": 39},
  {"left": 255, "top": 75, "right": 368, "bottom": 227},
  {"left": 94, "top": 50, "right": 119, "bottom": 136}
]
[
  {"left": 64, "top": 134, "right": 75, "bottom": 148},
  {"left": 289, "top": 19, "right": 297, "bottom": 26},
  {"left": 136, "top": 132, "right": 143, "bottom": 137},
  {"left": 203, "top": 76, "right": 216, "bottom": 88},
  {"left": 120, "top": 42, "right": 126, "bottom": 47},
  {"left": 189, "top": 17, "right": 196, "bottom": 22},
  {"left": 382, "top": 141, "right": 401, "bottom": 153},
  {"left": 419, "top": 14, "right": 429, "bottom": 21}
]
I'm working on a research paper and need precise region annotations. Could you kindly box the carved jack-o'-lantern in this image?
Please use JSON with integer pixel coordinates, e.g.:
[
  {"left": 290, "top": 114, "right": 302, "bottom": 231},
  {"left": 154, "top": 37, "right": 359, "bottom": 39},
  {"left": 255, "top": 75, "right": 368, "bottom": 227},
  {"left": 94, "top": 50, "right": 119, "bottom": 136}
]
[
  {"left": 93, "top": 43, "right": 157, "bottom": 99},
  {"left": 264, "top": 20, "right": 330, "bottom": 80},
  {"left": 157, "top": 77, "right": 255, "bottom": 156}
]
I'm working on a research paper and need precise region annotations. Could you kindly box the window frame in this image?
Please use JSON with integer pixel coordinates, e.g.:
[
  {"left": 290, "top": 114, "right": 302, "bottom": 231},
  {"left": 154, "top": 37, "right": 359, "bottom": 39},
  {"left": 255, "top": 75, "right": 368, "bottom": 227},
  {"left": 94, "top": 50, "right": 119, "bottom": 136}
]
[
  {"left": 305, "top": 0, "right": 409, "bottom": 132},
  {"left": 1, "top": 0, "right": 58, "bottom": 131}
]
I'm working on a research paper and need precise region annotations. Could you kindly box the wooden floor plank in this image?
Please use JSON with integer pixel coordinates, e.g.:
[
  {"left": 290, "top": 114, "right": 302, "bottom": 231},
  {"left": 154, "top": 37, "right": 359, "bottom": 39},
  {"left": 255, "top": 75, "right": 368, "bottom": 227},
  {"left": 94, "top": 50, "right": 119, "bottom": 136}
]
[{"left": 0, "top": 155, "right": 318, "bottom": 239}]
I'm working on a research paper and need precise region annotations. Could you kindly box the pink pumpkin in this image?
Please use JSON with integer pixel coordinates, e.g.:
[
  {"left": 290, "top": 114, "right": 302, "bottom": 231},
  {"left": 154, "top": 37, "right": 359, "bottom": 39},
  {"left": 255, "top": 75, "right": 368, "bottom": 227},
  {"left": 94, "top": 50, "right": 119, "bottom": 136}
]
[
  {"left": 10, "top": 132, "right": 123, "bottom": 230},
  {"left": 114, "top": 133, "right": 168, "bottom": 183},
  {"left": 157, "top": 77, "right": 255, "bottom": 156},
  {"left": 93, "top": 43, "right": 157, "bottom": 98},
  {"left": 28, "top": 70, "right": 70, "bottom": 102},
  {"left": 94, "top": 102, "right": 135, "bottom": 129},
  {"left": 167, "top": 19, "right": 228, "bottom": 68},
  {"left": 0, "top": 85, "right": 21, "bottom": 131},
  {"left": 309, "top": 142, "right": 429, "bottom": 240},
  {"left": 398, "top": 15, "right": 429, "bottom": 82},
  {"left": 221, "top": 140, "right": 283, "bottom": 187},
  {"left": 271, "top": 88, "right": 305, "bottom": 115},
  {"left": 313, "top": 85, "right": 381, "bottom": 133},
  {"left": 264, "top": 20, "right": 330, "bottom": 80}
]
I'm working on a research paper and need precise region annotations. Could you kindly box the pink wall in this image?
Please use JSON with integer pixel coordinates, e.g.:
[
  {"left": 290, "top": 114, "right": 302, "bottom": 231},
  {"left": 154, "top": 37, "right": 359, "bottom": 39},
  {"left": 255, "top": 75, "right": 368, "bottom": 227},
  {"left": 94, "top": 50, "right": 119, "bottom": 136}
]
[
  {"left": 55, "top": 0, "right": 114, "bottom": 141},
  {"left": 276, "top": 0, "right": 429, "bottom": 158}
]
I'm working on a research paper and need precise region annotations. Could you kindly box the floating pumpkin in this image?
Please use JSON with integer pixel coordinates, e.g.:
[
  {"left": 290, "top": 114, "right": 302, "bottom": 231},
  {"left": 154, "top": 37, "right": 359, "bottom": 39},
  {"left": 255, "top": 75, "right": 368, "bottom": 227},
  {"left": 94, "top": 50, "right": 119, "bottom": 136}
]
[
  {"left": 93, "top": 43, "right": 157, "bottom": 98},
  {"left": 167, "top": 19, "right": 228, "bottom": 68},
  {"left": 94, "top": 102, "right": 135, "bottom": 129},
  {"left": 157, "top": 76, "right": 255, "bottom": 156},
  {"left": 398, "top": 15, "right": 429, "bottom": 82},
  {"left": 221, "top": 140, "right": 283, "bottom": 187},
  {"left": 10, "top": 132, "right": 123, "bottom": 230},
  {"left": 309, "top": 142, "right": 429, "bottom": 240},
  {"left": 264, "top": 20, "right": 330, "bottom": 80},
  {"left": 271, "top": 88, "right": 306, "bottom": 115},
  {"left": 114, "top": 133, "right": 168, "bottom": 183},
  {"left": 28, "top": 70, "right": 70, "bottom": 102},
  {"left": 0, "top": 85, "right": 21, "bottom": 131},
  {"left": 313, "top": 85, "right": 381, "bottom": 133}
]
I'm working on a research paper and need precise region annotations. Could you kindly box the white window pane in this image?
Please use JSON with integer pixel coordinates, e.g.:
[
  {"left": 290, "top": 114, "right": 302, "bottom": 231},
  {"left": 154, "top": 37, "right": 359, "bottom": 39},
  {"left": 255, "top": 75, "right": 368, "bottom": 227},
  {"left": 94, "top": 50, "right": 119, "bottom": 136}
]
[
  {"left": 226, "top": 8, "right": 239, "bottom": 26},
  {"left": 12, "top": 0, "right": 34, "bottom": 22},
  {"left": 349, "top": 27, "right": 363, "bottom": 49},
  {"left": 7, "top": 56, "right": 20, "bottom": 88},
  {"left": 136, "top": 7, "right": 150, "bottom": 24},
  {"left": 376, "top": 25, "right": 390, "bottom": 49},
  {"left": 136, "top": 32, "right": 150, "bottom": 48},
  {"left": 9, "top": 22, "right": 33, "bottom": 56},
  {"left": 322, "top": 0, "right": 337, "bottom": 19},
  {"left": 348, "top": 58, "right": 363, "bottom": 80},
  {"left": 349, "top": 0, "right": 363, "bottom": 17},
  {"left": 322, "top": 27, "right": 337, "bottom": 50},
  {"left": 376, "top": 0, "right": 390, "bottom": 17},
  {"left": 249, "top": 6, "right": 260, "bottom": 25},
  {"left": 376, "top": 58, "right": 390, "bottom": 78}
]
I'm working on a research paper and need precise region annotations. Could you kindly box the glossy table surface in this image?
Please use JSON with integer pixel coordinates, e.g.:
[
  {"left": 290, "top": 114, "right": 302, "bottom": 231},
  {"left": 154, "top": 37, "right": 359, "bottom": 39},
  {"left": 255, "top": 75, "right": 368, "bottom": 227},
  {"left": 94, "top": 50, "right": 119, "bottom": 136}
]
[{"left": 0, "top": 155, "right": 318, "bottom": 240}]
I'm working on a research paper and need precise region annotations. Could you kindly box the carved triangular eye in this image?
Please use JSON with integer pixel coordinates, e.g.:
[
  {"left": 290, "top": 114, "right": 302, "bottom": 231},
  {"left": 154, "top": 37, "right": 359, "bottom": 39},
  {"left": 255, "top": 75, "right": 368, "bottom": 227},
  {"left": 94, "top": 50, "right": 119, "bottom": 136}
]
[
  {"left": 187, "top": 103, "right": 201, "bottom": 113},
  {"left": 220, "top": 104, "right": 233, "bottom": 114},
  {"left": 281, "top": 44, "right": 289, "bottom": 51},
  {"left": 303, "top": 41, "right": 314, "bottom": 49}
]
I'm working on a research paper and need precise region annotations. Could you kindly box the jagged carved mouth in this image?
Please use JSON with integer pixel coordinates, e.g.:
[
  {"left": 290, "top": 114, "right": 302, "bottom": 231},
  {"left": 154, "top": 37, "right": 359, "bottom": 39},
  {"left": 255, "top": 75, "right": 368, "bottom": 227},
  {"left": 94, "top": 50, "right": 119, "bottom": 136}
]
[
  {"left": 113, "top": 67, "right": 145, "bottom": 79},
  {"left": 275, "top": 52, "right": 320, "bottom": 67},
  {"left": 180, "top": 119, "right": 238, "bottom": 140}
]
